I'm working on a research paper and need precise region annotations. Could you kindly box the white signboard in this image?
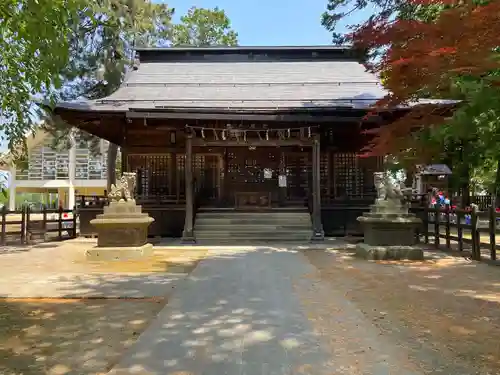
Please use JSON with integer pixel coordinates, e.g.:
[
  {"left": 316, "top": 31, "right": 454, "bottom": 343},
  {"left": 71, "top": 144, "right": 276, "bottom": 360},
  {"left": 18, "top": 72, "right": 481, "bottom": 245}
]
[{"left": 278, "top": 175, "right": 287, "bottom": 187}]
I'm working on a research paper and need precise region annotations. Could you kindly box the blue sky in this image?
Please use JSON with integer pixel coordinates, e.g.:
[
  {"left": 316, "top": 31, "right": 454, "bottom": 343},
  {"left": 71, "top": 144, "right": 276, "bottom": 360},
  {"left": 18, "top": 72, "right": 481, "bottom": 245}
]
[{"left": 163, "top": 0, "right": 371, "bottom": 45}]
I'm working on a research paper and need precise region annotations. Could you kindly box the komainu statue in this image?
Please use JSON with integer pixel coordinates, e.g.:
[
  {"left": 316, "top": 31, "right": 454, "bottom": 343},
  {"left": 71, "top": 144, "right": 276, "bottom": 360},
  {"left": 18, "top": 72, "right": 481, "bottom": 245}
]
[
  {"left": 108, "top": 172, "right": 137, "bottom": 202},
  {"left": 374, "top": 172, "right": 412, "bottom": 202}
]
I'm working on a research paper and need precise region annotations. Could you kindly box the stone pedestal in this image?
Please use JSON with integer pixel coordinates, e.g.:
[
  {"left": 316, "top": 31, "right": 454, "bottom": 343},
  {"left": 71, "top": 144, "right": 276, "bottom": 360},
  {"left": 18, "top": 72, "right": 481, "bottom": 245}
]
[
  {"left": 86, "top": 200, "right": 154, "bottom": 261},
  {"left": 356, "top": 199, "right": 424, "bottom": 260}
]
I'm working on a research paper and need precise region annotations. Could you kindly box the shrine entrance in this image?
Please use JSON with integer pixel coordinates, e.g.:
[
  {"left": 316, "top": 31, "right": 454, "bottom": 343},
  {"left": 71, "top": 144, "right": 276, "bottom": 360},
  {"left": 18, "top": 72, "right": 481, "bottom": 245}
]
[
  {"left": 226, "top": 146, "right": 280, "bottom": 208},
  {"left": 191, "top": 146, "right": 312, "bottom": 209}
]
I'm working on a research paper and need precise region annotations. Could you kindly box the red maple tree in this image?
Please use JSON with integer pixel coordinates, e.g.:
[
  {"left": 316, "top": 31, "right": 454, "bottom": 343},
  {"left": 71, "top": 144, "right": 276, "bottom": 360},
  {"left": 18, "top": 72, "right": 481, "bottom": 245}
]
[{"left": 352, "top": 0, "right": 500, "bottom": 160}]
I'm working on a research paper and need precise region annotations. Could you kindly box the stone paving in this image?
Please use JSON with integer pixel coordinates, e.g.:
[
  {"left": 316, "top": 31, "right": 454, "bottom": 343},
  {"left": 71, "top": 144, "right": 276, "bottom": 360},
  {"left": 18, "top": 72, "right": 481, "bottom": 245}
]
[{"left": 107, "top": 247, "right": 426, "bottom": 375}]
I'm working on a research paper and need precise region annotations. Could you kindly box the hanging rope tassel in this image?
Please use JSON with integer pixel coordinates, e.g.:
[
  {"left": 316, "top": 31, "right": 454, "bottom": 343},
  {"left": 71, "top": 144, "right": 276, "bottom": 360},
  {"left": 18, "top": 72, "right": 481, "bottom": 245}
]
[
  {"left": 201, "top": 129, "right": 205, "bottom": 139},
  {"left": 244, "top": 130, "right": 247, "bottom": 142},
  {"left": 266, "top": 130, "right": 269, "bottom": 141},
  {"left": 222, "top": 130, "right": 226, "bottom": 140},
  {"left": 308, "top": 127, "right": 312, "bottom": 138},
  {"left": 287, "top": 128, "right": 291, "bottom": 138},
  {"left": 213, "top": 129, "right": 219, "bottom": 141}
]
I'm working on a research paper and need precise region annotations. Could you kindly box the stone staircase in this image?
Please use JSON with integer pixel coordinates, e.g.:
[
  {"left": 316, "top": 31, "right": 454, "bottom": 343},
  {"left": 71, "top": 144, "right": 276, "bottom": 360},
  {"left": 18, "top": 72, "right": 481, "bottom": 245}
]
[{"left": 194, "top": 210, "right": 312, "bottom": 243}]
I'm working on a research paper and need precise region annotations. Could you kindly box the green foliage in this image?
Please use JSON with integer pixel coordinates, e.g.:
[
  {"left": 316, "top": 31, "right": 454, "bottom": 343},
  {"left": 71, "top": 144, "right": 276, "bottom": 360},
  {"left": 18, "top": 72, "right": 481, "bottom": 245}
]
[
  {"left": 0, "top": 0, "right": 83, "bottom": 153},
  {"left": 2, "top": 1, "right": 238, "bottom": 156},
  {"left": 171, "top": 7, "right": 238, "bottom": 47},
  {"left": 42, "top": 0, "right": 175, "bottom": 154},
  {"left": 0, "top": 173, "right": 7, "bottom": 200},
  {"left": 321, "top": 0, "right": 446, "bottom": 45}
]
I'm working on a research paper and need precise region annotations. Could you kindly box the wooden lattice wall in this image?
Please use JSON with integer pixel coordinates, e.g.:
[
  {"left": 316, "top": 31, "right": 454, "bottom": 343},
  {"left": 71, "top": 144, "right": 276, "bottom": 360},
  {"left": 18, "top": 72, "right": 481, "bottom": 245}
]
[{"left": 127, "top": 150, "right": 381, "bottom": 204}]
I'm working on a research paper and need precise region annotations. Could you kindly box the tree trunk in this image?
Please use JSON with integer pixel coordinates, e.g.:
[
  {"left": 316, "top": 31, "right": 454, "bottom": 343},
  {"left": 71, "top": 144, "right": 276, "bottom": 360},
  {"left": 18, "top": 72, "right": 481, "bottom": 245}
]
[
  {"left": 460, "top": 164, "right": 471, "bottom": 207},
  {"left": 494, "top": 159, "right": 500, "bottom": 206},
  {"left": 106, "top": 143, "right": 118, "bottom": 193},
  {"left": 458, "top": 141, "right": 471, "bottom": 208}
]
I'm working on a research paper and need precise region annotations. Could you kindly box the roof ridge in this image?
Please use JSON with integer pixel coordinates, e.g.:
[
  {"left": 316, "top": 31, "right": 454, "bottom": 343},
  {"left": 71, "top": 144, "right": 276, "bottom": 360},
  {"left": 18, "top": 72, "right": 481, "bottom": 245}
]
[{"left": 124, "top": 81, "right": 381, "bottom": 87}]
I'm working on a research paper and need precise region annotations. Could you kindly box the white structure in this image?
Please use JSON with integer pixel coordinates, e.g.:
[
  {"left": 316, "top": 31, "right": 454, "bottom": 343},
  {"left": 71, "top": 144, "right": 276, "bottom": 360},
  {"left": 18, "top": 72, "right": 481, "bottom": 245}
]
[
  {"left": 0, "top": 129, "right": 113, "bottom": 210},
  {"left": 412, "top": 164, "right": 453, "bottom": 194}
]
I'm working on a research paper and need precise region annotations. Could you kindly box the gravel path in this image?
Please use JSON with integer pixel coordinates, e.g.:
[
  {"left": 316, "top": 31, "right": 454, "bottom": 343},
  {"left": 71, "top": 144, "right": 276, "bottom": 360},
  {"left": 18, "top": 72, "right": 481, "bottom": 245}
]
[{"left": 108, "top": 247, "right": 431, "bottom": 375}]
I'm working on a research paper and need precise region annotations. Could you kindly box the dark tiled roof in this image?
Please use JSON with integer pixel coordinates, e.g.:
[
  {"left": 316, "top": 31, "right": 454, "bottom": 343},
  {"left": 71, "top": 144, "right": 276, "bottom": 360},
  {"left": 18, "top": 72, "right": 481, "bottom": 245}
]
[
  {"left": 58, "top": 60, "right": 386, "bottom": 112},
  {"left": 55, "top": 46, "right": 461, "bottom": 114}
]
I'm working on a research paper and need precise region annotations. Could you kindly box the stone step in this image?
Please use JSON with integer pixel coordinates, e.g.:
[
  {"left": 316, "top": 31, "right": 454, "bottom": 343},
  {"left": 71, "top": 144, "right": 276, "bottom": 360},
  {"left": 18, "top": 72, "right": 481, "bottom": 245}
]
[
  {"left": 195, "top": 224, "right": 311, "bottom": 230},
  {"left": 195, "top": 230, "right": 311, "bottom": 237},
  {"left": 195, "top": 218, "right": 311, "bottom": 225},
  {"left": 195, "top": 232, "right": 312, "bottom": 241},
  {"left": 194, "top": 239, "right": 311, "bottom": 244},
  {"left": 196, "top": 212, "right": 310, "bottom": 219},
  {"left": 194, "top": 211, "right": 312, "bottom": 243}
]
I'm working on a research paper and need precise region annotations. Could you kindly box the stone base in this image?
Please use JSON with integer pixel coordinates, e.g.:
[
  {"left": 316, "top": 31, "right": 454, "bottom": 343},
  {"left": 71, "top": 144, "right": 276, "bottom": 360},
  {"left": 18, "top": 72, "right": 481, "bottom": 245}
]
[
  {"left": 181, "top": 229, "right": 196, "bottom": 244},
  {"left": 85, "top": 243, "right": 154, "bottom": 261},
  {"left": 355, "top": 243, "right": 424, "bottom": 261},
  {"left": 310, "top": 230, "right": 325, "bottom": 242}
]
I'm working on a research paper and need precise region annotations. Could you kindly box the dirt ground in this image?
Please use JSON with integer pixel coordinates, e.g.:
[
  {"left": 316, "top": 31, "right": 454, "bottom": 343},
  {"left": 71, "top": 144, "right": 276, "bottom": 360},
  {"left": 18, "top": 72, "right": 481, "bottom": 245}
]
[
  {"left": 303, "top": 246, "right": 500, "bottom": 374},
  {"left": 0, "top": 239, "right": 209, "bottom": 374},
  {"left": 0, "top": 238, "right": 207, "bottom": 275},
  {"left": 0, "top": 298, "right": 165, "bottom": 375}
]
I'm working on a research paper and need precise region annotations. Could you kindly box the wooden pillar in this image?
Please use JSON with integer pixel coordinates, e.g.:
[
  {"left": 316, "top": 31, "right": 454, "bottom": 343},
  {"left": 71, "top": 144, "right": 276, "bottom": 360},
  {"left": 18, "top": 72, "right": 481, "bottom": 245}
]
[
  {"left": 223, "top": 147, "right": 229, "bottom": 207},
  {"left": 311, "top": 134, "right": 324, "bottom": 241},
  {"left": 182, "top": 133, "right": 196, "bottom": 243},
  {"left": 120, "top": 147, "right": 128, "bottom": 173},
  {"left": 279, "top": 150, "right": 286, "bottom": 206}
]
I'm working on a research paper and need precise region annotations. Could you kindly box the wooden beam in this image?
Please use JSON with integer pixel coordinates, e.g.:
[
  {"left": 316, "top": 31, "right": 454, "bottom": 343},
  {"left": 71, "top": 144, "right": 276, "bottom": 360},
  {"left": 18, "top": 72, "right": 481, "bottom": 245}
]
[
  {"left": 127, "top": 146, "right": 182, "bottom": 153},
  {"left": 126, "top": 110, "right": 381, "bottom": 123},
  {"left": 192, "top": 140, "right": 313, "bottom": 147}
]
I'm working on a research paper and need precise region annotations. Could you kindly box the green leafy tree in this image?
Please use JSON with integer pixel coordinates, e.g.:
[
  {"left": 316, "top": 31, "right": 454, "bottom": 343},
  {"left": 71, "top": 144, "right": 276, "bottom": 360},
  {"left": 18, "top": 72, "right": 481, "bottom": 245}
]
[
  {"left": 45, "top": 0, "right": 174, "bottom": 190},
  {"left": 0, "top": 0, "right": 83, "bottom": 152},
  {"left": 1, "top": 2, "right": 239, "bottom": 190},
  {"left": 171, "top": 7, "right": 238, "bottom": 47},
  {"left": 47, "top": 4, "right": 239, "bottom": 189},
  {"left": 0, "top": 173, "right": 7, "bottom": 200}
]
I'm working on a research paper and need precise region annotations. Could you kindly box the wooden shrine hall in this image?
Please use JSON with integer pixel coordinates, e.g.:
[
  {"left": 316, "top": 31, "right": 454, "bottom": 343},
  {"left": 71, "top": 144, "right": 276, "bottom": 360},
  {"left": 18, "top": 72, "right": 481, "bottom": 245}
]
[{"left": 53, "top": 45, "right": 454, "bottom": 242}]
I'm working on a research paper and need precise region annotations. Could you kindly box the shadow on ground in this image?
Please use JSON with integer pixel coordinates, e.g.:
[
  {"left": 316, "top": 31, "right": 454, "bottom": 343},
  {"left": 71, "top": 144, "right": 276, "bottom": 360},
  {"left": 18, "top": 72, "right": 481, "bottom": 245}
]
[
  {"left": 0, "top": 298, "right": 165, "bottom": 375},
  {"left": 107, "top": 247, "right": 340, "bottom": 375},
  {"left": 303, "top": 246, "right": 500, "bottom": 374},
  {"left": 3, "top": 243, "right": 500, "bottom": 374},
  {"left": 0, "top": 243, "right": 205, "bottom": 375}
]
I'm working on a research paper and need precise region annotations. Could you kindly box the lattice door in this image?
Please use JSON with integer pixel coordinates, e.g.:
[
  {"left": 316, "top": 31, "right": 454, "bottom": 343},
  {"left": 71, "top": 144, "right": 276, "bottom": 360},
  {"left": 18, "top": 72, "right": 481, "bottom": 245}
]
[
  {"left": 194, "top": 154, "right": 220, "bottom": 202},
  {"left": 128, "top": 154, "right": 173, "bottom": 199},
  {"left": 320, "top": 153, "right": 330, "bottom": 198},
  {"left": 176, "top": 154, "right": 185, "bottom": 199},
  {"left": 333, "top": 153, "right": 363, "bottom": 198},
  {"left": 227, "top": 148, "right": 279, "bottom": 189},
  {"left": 285, "top": 152, "right": 310, "bottom": 201},
  {"left": 226, "top": 147, "right": 280, "bottom": 207}
]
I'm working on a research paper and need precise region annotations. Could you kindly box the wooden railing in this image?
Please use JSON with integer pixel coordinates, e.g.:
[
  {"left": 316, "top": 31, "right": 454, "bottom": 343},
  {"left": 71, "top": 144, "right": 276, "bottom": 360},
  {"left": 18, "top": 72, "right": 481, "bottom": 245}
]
[
  {"left": 76, "top": 195, "right": 107, "bottom": 208},
  {"left": 412, "top": 205, "right": 500, "bottom": 262},
  {"left": 0, "top": 206, "right": 77, "bottom": 245}
]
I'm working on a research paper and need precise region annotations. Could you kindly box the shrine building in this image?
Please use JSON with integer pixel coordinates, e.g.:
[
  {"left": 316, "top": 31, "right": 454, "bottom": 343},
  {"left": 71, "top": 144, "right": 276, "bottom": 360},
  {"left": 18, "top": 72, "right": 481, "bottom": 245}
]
[{"left": 53, "top": 45, "right": 453, "bottom": 243}]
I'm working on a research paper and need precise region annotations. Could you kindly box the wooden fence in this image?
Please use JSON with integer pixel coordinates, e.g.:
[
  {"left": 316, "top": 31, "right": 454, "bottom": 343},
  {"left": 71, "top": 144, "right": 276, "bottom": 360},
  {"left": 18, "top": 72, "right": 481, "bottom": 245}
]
[
  {"left": 0, "top": 206, "right": 78, "bottom": 246},
  {"left": 412, "top": 206, "right": 500, "bottom": 262},
  {"left": 321, "top": 204, "right": 500, "bottom": 263}
]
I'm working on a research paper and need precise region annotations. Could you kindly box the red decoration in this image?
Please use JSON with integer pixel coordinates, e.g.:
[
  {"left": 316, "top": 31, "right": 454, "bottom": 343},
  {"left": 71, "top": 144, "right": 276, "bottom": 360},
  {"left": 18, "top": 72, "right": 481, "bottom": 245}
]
[{"left": 347, "top": 1, "right": 500, "bottom": 159}]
